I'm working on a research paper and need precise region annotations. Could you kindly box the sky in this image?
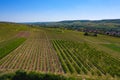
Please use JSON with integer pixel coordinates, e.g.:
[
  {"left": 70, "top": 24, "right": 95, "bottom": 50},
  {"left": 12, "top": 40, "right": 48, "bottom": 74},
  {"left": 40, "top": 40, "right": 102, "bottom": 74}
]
[{"left": 0, "top": 0, "right": 120, "bottom": 22}]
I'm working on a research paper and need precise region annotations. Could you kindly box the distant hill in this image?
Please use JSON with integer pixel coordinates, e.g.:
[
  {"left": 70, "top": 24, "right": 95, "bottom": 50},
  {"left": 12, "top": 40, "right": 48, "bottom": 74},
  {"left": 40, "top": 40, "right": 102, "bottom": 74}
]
[
  {"left": 25, "top": 19, "right": 120, "bottom": 24},
  {"left": 25, "top": 19, "right": 120, "bottom": 31},
  {"left": 22, "top": 19, "right": 120, "bottom": 37},
  {"left": 60, "top": 19, "right": 120, "bottom": 24}
]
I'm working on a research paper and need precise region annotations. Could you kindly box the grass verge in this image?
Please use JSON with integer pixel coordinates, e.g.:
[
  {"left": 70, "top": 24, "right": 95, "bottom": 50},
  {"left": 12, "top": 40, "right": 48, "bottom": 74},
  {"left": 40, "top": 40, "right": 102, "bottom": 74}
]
[{"left": 102, "top": 44, "right": 120, "bottom": 52}]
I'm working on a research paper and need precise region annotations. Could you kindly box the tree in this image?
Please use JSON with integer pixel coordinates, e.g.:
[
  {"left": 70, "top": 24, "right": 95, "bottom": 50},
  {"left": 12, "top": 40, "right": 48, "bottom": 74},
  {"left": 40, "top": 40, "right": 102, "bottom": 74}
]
[
  {"left": 93, "top": 32, "right": 97, "bottom": 37},
  {"left": 84, "top": 32, "right": 89, "bottom": 36}
]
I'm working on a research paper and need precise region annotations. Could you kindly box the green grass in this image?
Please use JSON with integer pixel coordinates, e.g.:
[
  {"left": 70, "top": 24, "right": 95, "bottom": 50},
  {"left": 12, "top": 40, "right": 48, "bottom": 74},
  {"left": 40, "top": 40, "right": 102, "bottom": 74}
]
[
  {"left": 0, "top": 22, "right": 29, "bottom": 41},
  {"left": 102, "top": 44, "right": 120, "bottom": 52},
  {"left": 0, "top": 38, "right": 26, "bottom": 59}
]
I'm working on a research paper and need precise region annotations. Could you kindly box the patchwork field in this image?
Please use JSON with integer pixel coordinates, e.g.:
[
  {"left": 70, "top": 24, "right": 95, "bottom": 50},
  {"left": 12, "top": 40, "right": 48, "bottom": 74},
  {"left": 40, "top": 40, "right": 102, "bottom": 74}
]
[{"left": 0, "top": 25, "right": 120, "bottom": 80}]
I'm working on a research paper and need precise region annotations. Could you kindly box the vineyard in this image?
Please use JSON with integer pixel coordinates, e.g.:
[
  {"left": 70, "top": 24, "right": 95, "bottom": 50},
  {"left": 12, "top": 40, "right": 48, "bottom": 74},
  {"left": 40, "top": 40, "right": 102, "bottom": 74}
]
[
  {"left": 52, "top": 40, "right": 120, "bottom": 78},
  {"left": 0, "top": 30, "right": 63, "bottom": 74},
  {"left": 0, "top": 26, "right": 120, "bottom": 79}
]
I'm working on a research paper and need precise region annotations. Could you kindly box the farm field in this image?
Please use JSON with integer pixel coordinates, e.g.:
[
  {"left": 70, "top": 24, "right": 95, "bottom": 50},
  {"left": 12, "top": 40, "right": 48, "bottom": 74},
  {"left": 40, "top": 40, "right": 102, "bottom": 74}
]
[
  {"left": 0, "top": 23, "right": 30, "bottom": 60},
  {"left": 0, "top": 29, "right": 63, "bottom": 74},
  {"left": 0, "top": 37, "right": 26, "bottom": 59},
  {"left": 45, "top": 28, "right": 120, "bottom": 59},
  {"left": 0, "top": 22, "right": 29, "bottom": 41},
  {"left": 0, "top": 25, "right": 120, "bottom": 80},
  {"left": 52, "top": 40, "right": 120, "bottom": 79}
]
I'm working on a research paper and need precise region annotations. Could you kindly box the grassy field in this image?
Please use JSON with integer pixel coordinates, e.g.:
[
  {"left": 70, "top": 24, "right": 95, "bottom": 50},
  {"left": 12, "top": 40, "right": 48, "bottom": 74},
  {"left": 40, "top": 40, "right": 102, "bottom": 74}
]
[
  {"left": 0, "top": 24, "right": 120, "bottom": 80},
  {"left": 0, "top": 38, "right": 26, "bottom": 59},
  {"left": 0, "top": 22, "right": 29, "bottom": 41},
  {"left": 102, "top": 44, "right": 120, "bottom": 52}
]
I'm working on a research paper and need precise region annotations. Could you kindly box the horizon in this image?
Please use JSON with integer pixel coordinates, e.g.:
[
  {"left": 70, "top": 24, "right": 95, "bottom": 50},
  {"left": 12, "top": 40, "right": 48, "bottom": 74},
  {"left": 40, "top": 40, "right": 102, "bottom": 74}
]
[
  {"left": 0, "top": 0, "right": 120, "bottom": 22},
  {"left": 1, "top": 18, "right": 120, "bottom": 23}
]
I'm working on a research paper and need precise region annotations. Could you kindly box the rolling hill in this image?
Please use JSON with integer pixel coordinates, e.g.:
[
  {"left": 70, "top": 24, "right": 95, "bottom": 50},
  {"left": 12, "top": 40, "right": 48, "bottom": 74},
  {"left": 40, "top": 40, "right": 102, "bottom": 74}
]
[
  {"left": 0, "top": 22, "right": 120, "bottom": 80},
  {"left": 25, "top": 19, "right": 120, "bottom": 37}
]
